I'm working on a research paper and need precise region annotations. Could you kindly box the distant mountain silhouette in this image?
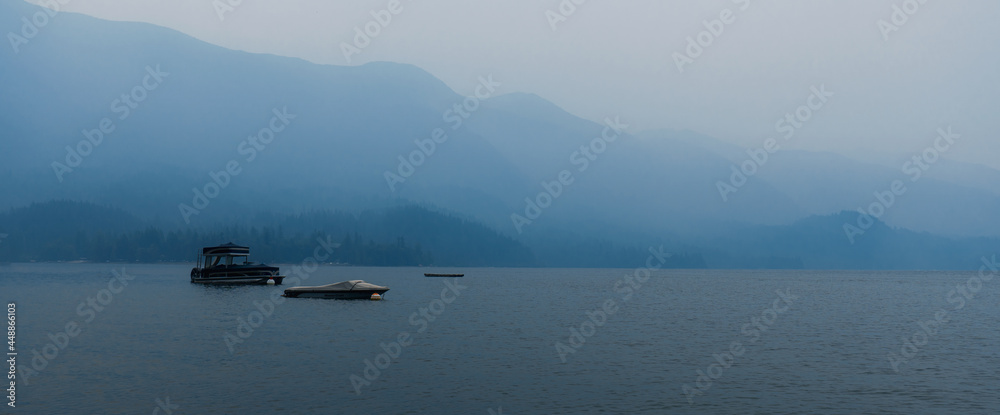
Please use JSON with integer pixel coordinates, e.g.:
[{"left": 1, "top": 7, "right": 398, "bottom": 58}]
[{"left": 2, "top": 0, "right": 999, "bottom": 269}]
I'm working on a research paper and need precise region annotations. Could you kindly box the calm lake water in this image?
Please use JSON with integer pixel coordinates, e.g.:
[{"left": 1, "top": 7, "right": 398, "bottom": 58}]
[{"left": 3, "top": 263, "right": 999, "bottom": 414}]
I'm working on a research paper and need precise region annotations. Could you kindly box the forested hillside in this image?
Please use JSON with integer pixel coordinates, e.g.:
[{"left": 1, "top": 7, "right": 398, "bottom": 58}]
[{"left": 0, "top": 201, "right": 534, "bottom": 266}]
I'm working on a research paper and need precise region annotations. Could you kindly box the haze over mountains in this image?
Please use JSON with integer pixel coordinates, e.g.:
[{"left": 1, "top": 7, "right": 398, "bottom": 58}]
[{"left": 2, "top": 0, "right": 998, "bottom": 269}]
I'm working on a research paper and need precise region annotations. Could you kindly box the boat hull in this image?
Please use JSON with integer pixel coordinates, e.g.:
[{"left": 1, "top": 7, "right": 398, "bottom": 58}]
[
  {"left": 191, "top": 262, "right": 283, "bottom": 285},
  {"left": 283, "top": 289, "right": 388, "bottom": 300},
  {"left": 191, "top": 275, "right": 285, "bottom": 285}
]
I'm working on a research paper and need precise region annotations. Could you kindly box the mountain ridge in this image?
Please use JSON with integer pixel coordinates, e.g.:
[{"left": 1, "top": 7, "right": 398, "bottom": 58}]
[{"left": 3, "top": 0, "right": 999, "bottom": 269}]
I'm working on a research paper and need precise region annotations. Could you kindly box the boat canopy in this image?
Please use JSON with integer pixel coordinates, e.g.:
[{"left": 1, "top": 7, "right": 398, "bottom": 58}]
[{"left": 203, "top": 243, "right": 250, "bottom": 256}]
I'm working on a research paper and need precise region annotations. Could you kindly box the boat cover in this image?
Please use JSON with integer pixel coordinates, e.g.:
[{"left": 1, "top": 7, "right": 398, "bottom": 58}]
[{"left": 286, "top": 280, "right": 388, "bottom": 292}]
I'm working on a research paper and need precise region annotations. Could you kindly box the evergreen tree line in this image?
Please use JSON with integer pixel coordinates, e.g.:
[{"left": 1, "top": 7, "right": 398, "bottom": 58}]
[
  {"left": 0, "top": 201, "right": 719, "bottom": 268},
  {"left": 0, "top": 226, "right": 433, "bottom": 266},
  {"left": 0, "top": 201, "right": 531, "bottom": 266}
]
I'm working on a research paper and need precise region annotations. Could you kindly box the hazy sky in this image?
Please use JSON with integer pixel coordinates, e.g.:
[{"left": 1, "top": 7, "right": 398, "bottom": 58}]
[{"left": 28, "top": 0, "right": 1000, "bottom": 168}]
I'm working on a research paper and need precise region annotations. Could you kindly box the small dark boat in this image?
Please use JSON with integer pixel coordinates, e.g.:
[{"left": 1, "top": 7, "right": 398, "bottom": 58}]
[
  {"left": 190, "top": 243, "right": 285, "bottom": 285},
  {"left": 424, "top": 273, "right": 464, "bottom": 277},
  {"left": 284, "top": 280, "right": 389, "bottom": 299}
]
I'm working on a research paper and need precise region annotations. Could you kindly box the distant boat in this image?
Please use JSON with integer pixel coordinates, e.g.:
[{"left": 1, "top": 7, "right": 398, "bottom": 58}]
[
  {"left": 283, "top": 280, "right": 389, "bottom": 299},
  {"left": 424, "top": 273, "right": 464, "bottom": 277},
  {"left": 190, "top": 242, "right": 285, "bottom": 285}
]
